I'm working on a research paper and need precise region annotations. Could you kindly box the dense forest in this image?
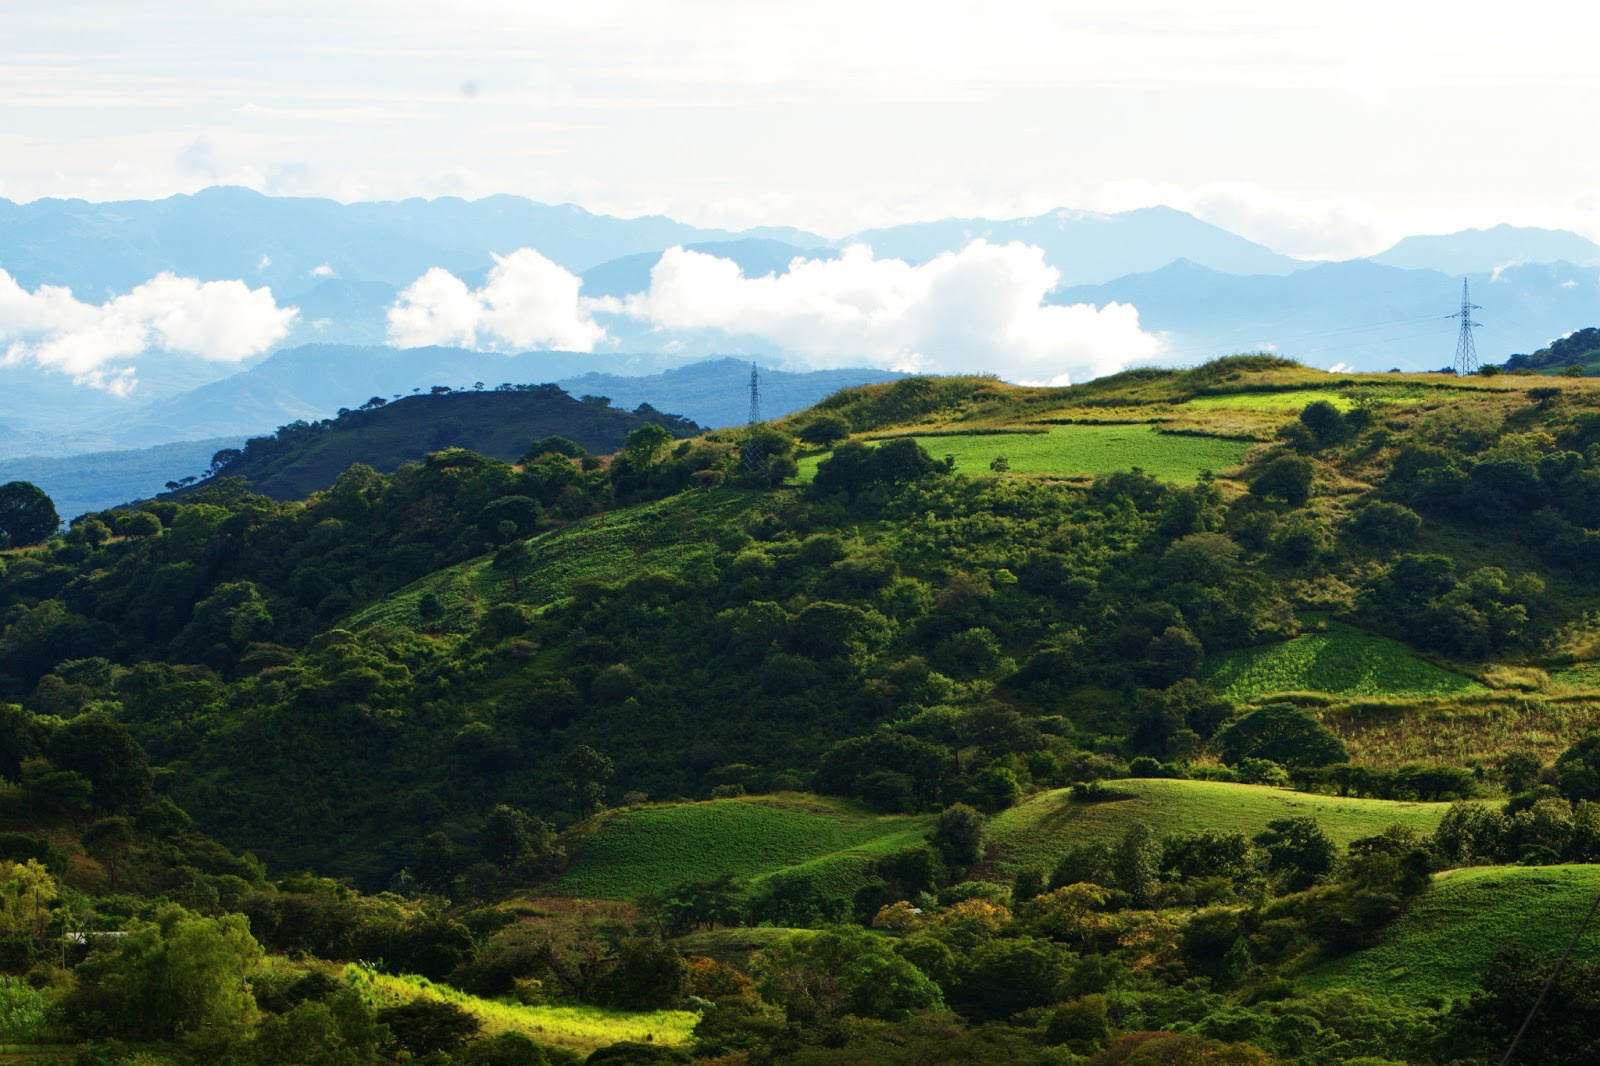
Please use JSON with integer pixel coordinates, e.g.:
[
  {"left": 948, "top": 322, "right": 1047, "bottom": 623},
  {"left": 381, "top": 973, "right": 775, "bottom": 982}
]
[{"left": 7, "top": 355, "right": 1600, "bottom": 1063}]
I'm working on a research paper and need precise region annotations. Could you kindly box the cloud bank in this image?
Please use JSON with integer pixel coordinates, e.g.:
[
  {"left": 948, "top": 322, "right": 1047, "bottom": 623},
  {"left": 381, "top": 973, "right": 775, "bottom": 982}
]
[
  {"left": 0, "top": 270, "right": 297, "bottom": 394},
  {"left": 386, "top": 249, "right": 607, "bottom": 352},
  {"left": 387, "top": 241, "right": 1165, "bottom": 385},
  {"left": 622, "top": 241, "right": 1164, "bottom": 384}
]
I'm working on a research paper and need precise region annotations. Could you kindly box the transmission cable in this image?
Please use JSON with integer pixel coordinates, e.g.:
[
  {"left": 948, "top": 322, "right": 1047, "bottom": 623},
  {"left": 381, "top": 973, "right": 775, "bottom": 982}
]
[{"left": 1499, "top": 886, "right": 1600, "bottom": 1065}]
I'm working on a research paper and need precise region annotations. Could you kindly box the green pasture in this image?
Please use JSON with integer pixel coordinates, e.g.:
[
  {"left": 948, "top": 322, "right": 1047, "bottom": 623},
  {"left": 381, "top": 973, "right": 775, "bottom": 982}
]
[
  {"left": 985, "top": 779, "right": 1459, "bottom": 877},
  {"left": 550, "top": 794, "right": 935, "bottom": 900},
  {"left": 347, "top": 488, "right": 761, "bottom": 630},
  {"left": 1202, "top": 623, "right": 1484, "bottom": 703},
  {"left": 1303, "top": 864, "right": 1600, "bottom": 1000},
  {"left": 349, "top": 966, "right": 697, "bottom": 1054},
  {"left": 796, "top": 424, "right": 1250, "bottom": 484}
]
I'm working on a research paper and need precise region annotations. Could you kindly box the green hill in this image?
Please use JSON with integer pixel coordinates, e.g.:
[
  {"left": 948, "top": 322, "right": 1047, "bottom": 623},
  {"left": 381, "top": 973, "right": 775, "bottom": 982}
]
[
  {"left": 1303, "top": 864, "right": 1600, "bottom": 999},
  {"left": 203, "top": 386, "right": 699, "bottom": 499},
  {"left": 986, "top": 780, "right": 1462, "bottom": 876}
]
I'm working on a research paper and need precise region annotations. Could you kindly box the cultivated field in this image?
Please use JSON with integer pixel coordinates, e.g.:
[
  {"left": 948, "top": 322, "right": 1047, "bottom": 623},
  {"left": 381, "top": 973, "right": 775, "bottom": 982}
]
[
  {"left": 550, "top": 794, "right": 936, "bottom": 900},
  {"left": 1202, "top": 622, "right": 1484, "bottom": 702},
  {"left": 796, "top": 424, "right": 1251, "bottom": 484}
]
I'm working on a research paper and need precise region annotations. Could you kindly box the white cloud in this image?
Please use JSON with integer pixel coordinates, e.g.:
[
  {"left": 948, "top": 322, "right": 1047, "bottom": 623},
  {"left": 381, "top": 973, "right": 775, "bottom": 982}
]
[
  {"left": 0, "top": 270, "right": 297, "bottom": 395},
  {"left": 1328, "top": 362, "right": 1354, "bottom": 373},
  {"left": 386, "top": 249, "right": 607, "bottom": 352},
  {"left": 310, "top": 263, "right": 335, "bottom": 277},
  {"left": 619, "top": 241, "right": 1165, "bottom": 384}
]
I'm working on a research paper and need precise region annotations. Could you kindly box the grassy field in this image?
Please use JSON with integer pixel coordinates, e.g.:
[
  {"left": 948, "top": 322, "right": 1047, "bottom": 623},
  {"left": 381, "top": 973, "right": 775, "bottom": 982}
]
[
  {"left": 796, "top": 424, "right": 1250, "bottom": 484},
  {"left": 1328, "top": 695, "right": 1600, "bottom": 771},
  {"left": 348, "top": 966, "right": 697, "bottom": 1054},
  {"left": 984, "top": 780, "right": 1460, "bottom": 877},
  {"left": 347, "top": 488, "right": 762, "bottom": 630},
  {"left": 1202, "top": 622, "right": 1484, "bottom": 702},
  {"left": 1303, "top": 865, "right": 1600, "bottom": 1000},
  {"left": 550, "top": 794, "right": 936, "bottom": 900}
]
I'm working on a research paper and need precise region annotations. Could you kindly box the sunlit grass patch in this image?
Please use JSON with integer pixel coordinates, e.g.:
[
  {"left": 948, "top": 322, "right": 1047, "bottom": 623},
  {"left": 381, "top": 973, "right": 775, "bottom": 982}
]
[{"left": 347, "top": 966, "right": 698, "bottom": 1054}]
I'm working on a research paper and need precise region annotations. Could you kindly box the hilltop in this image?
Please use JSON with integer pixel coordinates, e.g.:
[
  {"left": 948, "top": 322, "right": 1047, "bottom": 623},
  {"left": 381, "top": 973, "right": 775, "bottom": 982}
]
[{"left": 198, "top": 385, "right": 699, "bottom": 501}]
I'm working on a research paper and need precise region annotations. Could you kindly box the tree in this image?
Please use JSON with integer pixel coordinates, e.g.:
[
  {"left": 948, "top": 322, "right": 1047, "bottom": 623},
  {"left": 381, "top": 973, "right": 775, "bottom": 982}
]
[
  {"left": 1557, "top": 734, "right": 1600, "bottom": 801},
  {"left": 76, "top": 904, "right": 264, "bottom": 1042},
  {"left": 377, "top": 999, "right": 481, "bottom": 1057},
  {"left": 1216, "top": 704, "right": 1348, "bottom": 770},
  {"left": 1253, "top": 817, "right": 1335, "bottom": 891},
  {"left": 623, "top": 423, "right": 673, "bottom": 469},
  {"left": 799, "top": 416, "right": 851, "bottom": 446},
  {"left": 930, "top": 803, "right": 987, "bottom": 866},
  {"left": 47, "top": 712, "right": 153, "bottom": 813},
  {"left": 562, "top": 745, "right": 614, "bottom": 817},
  {"left": 1298, "top": 400, "right": 1352, "bottom": 447},
  {"left": 494, "top": 540, "right": 535, "bottom": 596},
  {"left": 1248, "top": 456, "right": 1314, "bottom": 506},
  {"left": 0, "top": 482, "right": 59, "bottom": 547}
]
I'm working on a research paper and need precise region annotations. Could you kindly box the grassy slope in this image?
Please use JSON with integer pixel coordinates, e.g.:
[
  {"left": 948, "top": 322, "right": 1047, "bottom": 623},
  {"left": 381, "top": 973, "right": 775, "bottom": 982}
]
[
  {"left": 1202, "top": 621, "right": 1485, "bottom": 702},
  {"left": 1303, "top": 864, "right": 1600, "bottom": 1000},
  {"left": 549, "top": 795, "right": 935, "bottom": 900},
  {"left": 985, "top": 780, "right": 1460, "bottom": 876},
  {"left": 347, "top": 488, "right": 763, "bottom": 630}
]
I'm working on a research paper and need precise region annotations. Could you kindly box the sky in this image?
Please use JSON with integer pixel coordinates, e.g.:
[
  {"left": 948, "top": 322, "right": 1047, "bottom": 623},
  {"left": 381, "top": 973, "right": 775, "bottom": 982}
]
[{"left": 7, "top": 1, "right": 1600, "bottom": 261}]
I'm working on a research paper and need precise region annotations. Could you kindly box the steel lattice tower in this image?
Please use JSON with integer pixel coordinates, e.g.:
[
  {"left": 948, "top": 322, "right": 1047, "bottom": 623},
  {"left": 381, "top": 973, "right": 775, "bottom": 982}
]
[
  {"left": 1449, "top": 278, "right": 1482, "bottom": 374},
  {"left": 742, "top": 362, "right": 764, "bottom": 472}
]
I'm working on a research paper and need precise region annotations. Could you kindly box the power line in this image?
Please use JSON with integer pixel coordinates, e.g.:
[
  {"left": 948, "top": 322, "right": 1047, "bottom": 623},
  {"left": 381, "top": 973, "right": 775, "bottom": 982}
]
[{"left": 1499, "top": 887, "right": 1600, "bottom": 1065}]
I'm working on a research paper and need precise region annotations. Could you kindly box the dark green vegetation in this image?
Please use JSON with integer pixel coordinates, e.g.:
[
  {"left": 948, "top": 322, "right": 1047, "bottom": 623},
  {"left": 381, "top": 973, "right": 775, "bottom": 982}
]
[
  {"left": 9, "top": 356, "right": 1600, "bottom": 1062},
  {"left": 202, "top": 385, "right": 699, "bottom": 500}
]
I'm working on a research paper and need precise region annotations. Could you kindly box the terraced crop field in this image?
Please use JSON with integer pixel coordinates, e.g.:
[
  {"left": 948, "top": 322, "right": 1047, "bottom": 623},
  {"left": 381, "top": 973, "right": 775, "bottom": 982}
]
[
  {"left": 1202, "top": 623, "right": 1484, "bottom": 702},
  {"left": 1303, "top": 865, "right": 1600, "bottom": 999},
  {"left": 550, "top": 795, "right": 936, "bottom": 900},
  {"left": 985, "top": 779, "right": 1461, "bottom": 877},
  {"left": 797, "top": 425, "right": 1251, "bottom": 484}
]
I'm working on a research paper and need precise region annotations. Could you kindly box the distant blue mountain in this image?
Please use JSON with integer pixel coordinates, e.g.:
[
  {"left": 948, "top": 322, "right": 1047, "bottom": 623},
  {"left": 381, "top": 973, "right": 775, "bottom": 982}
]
[
  {"left": 848, "top": 205, "right": 1306, "bottom": 286},
  {"left": 1372, "top": 225, "right": 1600, "bottom": 275},
  {"left": 94, "top": 346, "right": 902, "bottom": 447},
  {"left": 1053, "top": 258, "right": 1600, "bottom": 370},
  {"left": 0, "top": 186, "right": 831, "bottom": 297}
]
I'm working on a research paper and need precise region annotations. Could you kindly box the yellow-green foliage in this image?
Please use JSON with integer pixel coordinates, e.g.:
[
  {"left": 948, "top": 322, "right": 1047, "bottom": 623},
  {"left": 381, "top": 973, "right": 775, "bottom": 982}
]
[
  {"left": 346, "top": 965, "right": 697, "bottom": 1054},
  {"left": 1303, "top": 865, "right": 1600, "bottom": 999},
  {"left": 1202, "top": 623, "right": 1484, "bottom": 702},
  {"left": 986, "top": 780, "right": 1460, "bottom": 877},
  {"left": 550, "top": 795, "right": 934, "bottom": 900}
]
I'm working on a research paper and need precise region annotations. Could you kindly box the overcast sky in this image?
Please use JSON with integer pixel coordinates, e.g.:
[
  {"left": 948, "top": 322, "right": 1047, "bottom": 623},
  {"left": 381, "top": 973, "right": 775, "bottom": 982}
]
[{"left": 5, "top": 1, "right": 1599, "bottom": 258}]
